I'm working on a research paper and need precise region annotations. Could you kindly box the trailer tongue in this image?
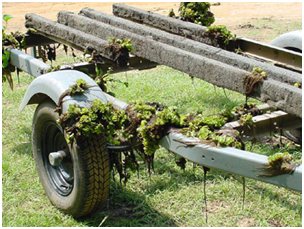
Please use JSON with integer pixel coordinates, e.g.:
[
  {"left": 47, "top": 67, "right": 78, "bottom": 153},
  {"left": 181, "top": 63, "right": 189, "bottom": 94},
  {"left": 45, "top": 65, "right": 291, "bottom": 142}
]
[{"left": 8, "top": 4, "right": 302, "bottom": 218}]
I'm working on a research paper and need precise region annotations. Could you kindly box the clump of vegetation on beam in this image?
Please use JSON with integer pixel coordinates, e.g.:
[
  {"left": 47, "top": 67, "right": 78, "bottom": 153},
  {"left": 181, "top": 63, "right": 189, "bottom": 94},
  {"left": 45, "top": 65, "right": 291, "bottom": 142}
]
[{"left": 57, "top": 81, "right": 250, "bottom": 182}]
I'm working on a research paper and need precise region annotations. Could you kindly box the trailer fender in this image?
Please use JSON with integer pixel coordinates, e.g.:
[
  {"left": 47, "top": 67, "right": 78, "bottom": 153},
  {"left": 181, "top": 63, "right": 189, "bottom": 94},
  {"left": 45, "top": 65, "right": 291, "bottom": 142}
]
[
  {"left": 19, "top": 70, "right": 107, "bottom": 113},
  {"left": 270, "top": 30, "right": 302, "bottom": 52}
]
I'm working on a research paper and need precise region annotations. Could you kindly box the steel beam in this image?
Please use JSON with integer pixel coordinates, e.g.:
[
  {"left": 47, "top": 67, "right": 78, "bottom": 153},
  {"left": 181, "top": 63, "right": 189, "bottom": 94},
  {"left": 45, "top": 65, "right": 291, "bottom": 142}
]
[
  {"left": 224, "top": 110, "right": 302, "bottom": 141},
  {"left": 60, "top": 57, "right": 157, "bottom": 75},
  {"left": 9, "top": 49, "right": 50, "bottom": 77},
  {"left": 238, "top": 38, "right": 302, "bottom": 70},
  {"left": 159, "top": 132, "right": 302, "bottom": 192}
]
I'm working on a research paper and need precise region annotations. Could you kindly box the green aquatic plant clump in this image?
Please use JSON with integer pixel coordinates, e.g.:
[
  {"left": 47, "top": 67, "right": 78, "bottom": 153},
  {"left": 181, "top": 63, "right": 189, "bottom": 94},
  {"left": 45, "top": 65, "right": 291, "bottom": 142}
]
[
  {"left": 238, "top": 113, "right": 254, "bottom": 127},
  {"left": 58, "top": 84, "right": 249, "bottom": 158},
  {"left": 178, "top": 2, "right": 215, "bottom": 26},
  {"left": 107, "top": 37, "right": 134, "bottom": 67},
  {"left": 184, "top": 114, "right": 227, "bottom": 137},
  {"left": 252, "top": 66, "right": 267, "bottom": 79},
  {"left": 268, "top": 152, "right": 292, "bottom": 165},
  {"left": 69, "top": 78, "right": 89, "bottom": 95},
  {"left": 59, "top": 97, "right": 243, "bottom": 155},
  {"left": 206, "top": 25, "right": 236, "bottom": 46},
  {"left": 58, "top": 99, "right": 129, "bottom": 145},
  {"left": 130, "top": 101, "right": 185, "bottom": 155},
  {"left": 58, "top": 97, "right": 246, "bottom": 181},
  {"left": 2, "top": 14, "right": 26, "bottom": 90},
  {"left": 108, "top": 37, "right": 134, "bottom": 53},
  {"left": 183, "top": 113, "right": 243, "bottom": 149}
]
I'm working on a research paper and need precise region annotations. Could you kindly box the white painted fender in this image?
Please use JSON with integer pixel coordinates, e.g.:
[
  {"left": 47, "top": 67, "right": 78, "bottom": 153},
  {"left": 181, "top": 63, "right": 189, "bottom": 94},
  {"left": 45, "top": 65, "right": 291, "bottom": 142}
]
[
  {"left": 270, "top": 30, "right": 302, "bottom": 52},
  {"left": 19, "top": 70, "right": 107, "bottom": 113}
]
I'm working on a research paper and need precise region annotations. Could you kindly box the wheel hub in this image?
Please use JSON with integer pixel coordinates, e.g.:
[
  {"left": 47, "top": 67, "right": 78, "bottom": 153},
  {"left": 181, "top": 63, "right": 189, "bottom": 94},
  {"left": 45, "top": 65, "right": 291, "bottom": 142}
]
[
  {"left": 49, "top": 150, "right": 68, "bottom": 166},
  {"left": 43, "top": 121, "right": 74, "bottom": 196}
]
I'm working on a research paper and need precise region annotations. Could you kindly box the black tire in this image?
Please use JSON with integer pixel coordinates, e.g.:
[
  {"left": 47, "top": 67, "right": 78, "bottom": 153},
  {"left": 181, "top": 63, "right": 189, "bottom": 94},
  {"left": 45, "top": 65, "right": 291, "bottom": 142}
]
[{"left": 32, "top": 99, "right": 110, "bottom": 218}]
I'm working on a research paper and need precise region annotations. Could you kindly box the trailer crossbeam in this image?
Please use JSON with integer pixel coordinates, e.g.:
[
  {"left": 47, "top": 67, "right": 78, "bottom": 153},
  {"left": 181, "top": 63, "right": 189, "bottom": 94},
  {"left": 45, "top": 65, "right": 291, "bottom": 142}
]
[
  {"left": 159, "top": 132, "right": 302, "bottom": 192},
  {"left": 104, "top": 93, "right": 302, "bottom": 192}
]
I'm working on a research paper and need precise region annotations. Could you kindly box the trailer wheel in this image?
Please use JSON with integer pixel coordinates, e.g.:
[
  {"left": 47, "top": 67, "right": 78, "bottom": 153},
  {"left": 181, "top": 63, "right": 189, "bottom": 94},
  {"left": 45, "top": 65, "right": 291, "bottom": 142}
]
[{"left": 32, "top": 99, "right": 110, "bottom": 218}]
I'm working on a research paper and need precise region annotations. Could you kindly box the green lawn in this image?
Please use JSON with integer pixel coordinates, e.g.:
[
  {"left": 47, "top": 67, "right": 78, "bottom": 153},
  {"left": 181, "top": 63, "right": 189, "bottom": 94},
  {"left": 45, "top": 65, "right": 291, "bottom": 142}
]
[{"left": 2, "top": 64, "right": 302, "bottom": 226}]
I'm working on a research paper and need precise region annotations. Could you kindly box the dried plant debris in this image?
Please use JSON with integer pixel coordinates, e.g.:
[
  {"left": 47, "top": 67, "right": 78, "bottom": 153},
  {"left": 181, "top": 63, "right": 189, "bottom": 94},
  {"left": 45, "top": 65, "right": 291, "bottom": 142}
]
[
  {"left": 175, "top": 156, "right": 187, "bottom": 170},
  {"left": 244, "top": 67, "right": 267, "bottom": 96},
  {"left": 232, "top": 102, "right": 262, "bottom": 118},
  {"left": 257, "top": 152, "right": 300, "bottom": 177}
]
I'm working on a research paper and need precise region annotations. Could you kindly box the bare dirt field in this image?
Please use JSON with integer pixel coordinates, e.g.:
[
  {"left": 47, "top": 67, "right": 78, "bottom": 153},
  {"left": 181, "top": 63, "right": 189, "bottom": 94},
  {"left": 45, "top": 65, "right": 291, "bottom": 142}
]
[{"left": 2, "top": 2, "right": 302, "bottom": 43}]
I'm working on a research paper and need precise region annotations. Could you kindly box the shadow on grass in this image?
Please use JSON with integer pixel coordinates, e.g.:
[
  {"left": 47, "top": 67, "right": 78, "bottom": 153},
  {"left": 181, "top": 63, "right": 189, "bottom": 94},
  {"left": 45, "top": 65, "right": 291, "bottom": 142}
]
[
  {"left": 74, "top": 147, "right": 302, "bottom": 227},
  {"left": 83, "top": 184, "right": 178, "bottom": 227},
  {"left": 78, "top": 155, "right": 210, "bottom": 226}
]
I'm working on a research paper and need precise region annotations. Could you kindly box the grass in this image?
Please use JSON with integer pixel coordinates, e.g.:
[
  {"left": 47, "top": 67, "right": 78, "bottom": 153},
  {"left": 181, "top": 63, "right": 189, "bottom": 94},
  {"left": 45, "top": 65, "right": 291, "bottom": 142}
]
[
  {"left": 2, "top": 63, "right": 302, "bottom": 226},
  {"left": 109, "top": 65, "right": 247, "bottom": 115}
]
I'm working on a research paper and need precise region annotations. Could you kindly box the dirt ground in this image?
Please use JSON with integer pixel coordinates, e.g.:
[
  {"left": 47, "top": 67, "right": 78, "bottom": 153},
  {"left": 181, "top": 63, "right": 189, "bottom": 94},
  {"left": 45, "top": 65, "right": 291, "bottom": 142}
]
[{"left": 2, "top": 2, "right": 302, "bottom": 37}]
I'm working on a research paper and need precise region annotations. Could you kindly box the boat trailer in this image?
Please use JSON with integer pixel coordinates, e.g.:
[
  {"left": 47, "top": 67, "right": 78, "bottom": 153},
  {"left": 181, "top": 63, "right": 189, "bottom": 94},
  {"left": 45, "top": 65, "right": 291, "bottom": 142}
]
[{"left": 5, "top": 4, "right": 302, "bottom": 218}]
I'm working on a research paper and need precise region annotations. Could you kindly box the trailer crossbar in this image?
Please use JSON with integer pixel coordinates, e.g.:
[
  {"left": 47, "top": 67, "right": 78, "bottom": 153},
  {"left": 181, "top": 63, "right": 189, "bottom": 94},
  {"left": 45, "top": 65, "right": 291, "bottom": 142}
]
[
  {"left": 159, "top": 132, "right": 302, "bottom": 192},
  {"left": 104, "top": 93, "right": 302, "bottom": 192}
]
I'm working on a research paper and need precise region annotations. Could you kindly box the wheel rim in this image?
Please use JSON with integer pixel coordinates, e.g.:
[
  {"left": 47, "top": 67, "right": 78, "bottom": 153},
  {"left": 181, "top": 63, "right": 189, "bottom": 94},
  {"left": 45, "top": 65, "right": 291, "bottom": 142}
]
[{"left": 42, "top": 120, "right": 74, "bottom": 196}]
